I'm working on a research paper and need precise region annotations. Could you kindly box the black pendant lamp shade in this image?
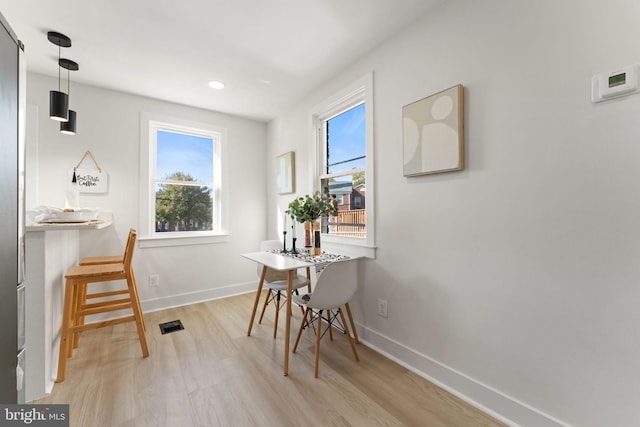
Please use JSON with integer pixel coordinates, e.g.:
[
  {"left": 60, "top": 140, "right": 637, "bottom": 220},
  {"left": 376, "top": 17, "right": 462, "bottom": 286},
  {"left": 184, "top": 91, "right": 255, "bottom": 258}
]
[
  {"left": 59, "top": 58, "right": 79, "bottom": 135},
  {"left": 47, "top": 31, "right": 72, "bottom": 122},
  {"left": 60, "top": 109, "right": 76, "bottom": 135},
  {"left": 49, "top": 91, "right": 68, "bottom": 122}
]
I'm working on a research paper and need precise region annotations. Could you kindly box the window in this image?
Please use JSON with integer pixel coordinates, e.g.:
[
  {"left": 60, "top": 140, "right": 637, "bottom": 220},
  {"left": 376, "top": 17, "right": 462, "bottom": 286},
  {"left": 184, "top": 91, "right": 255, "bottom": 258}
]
[
  {"left": 139, "top": 113, "right": 228, "bottom": 247},
  {"left": 312, "top": 72, "right": 375, "bottom": 256},
  {"left": 354, "top": 196, "right": 362, "bottom": 209},
  {"left": 154, "top": 129, "right": 216, "bottom": 233},
  {"left": 321, "top": 103, "right": 366, "bottom": 238}
]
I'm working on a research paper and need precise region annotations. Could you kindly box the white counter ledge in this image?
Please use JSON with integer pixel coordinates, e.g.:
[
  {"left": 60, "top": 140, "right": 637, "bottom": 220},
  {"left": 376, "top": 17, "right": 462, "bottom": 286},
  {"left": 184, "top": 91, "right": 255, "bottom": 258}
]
[
  {"left": 24, "top": 218, "right": 112, "bottom": 401},
  {"left": 26, "top": 219, "right": 112, "bottom": 231}
]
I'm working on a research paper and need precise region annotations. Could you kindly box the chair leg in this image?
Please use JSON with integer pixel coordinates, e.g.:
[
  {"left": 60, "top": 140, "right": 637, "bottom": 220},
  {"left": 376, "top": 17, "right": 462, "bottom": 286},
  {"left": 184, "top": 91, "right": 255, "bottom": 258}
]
[
  {"left": 293, "top": 289, "right": 304, "bottom": 316},
  {"left": 72, "top": 282, "right": 85, "bottom": 350},
  {"left": 314, "top": 309, "right": 323, "bottom": 378},
  {"left": 293, "top": 307, "right": 310, "bottom": 353},
  {"left": 258, "top": 289, "right": 271, "bottom": 324},
  {"left": 273, "top": 291, "right": 281, "bottom": 339},
  {"left": 129, "top": 267, "right": 146, "bottom": 331},
  {"left": 338, "top": 309, "right": 359, "bottom": 362},
  {"left": 344, "top": 302, "right": 359, "bottom": 344},
  {"left": 56, "top": 279, "right": 75, "bottom": 382},
  {"left": 127, "top": 275, "right": 149, "bottom": 358}
]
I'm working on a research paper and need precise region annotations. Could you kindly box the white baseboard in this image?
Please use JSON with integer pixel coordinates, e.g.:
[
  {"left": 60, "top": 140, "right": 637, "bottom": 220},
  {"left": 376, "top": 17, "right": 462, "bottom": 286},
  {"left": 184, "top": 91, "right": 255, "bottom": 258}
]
[
  {"left": 140, "top": 281, "right": 256, "bottom": 313},
  {"left": 358, "top": 325, "right": 572, "bottom": 427}
]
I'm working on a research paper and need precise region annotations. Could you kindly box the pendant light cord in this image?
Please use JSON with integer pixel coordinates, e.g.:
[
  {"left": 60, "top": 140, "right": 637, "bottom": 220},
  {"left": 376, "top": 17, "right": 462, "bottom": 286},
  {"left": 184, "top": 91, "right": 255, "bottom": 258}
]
[{"left": 58, "top": 45, "right": 61, "bottom": 91}]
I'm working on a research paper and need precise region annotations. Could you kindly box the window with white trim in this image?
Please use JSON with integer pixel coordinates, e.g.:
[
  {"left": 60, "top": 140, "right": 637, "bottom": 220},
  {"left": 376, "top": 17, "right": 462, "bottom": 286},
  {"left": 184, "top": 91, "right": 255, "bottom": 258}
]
[
  {"left": 139, "top": 113, "right": 228, "bottom": 247},
  {"left": 312, "top": 72, "right": 375, "bottom": 254},
  {"left": 320, "top": 102, "right": 366, "bottom": 238}
]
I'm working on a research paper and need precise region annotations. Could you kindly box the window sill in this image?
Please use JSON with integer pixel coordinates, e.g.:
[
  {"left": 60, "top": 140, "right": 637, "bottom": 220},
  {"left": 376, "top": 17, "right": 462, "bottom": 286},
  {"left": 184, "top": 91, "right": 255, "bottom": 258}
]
[
  {"left": 138, "top": 233, "right": 229, "bottom": 248},
  {"left": 321, "top": 235, "right": 376, "bottom": 259}
]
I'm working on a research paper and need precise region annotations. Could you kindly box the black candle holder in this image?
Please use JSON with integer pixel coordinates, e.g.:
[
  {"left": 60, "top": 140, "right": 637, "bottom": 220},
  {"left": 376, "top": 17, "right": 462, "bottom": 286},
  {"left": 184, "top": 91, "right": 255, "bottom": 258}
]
[
  {"left": 282, "top": 231, "right": 288, "bottom": 253},
  {"left": 292, "top": 237, "right": 297, "bottom": 254}
]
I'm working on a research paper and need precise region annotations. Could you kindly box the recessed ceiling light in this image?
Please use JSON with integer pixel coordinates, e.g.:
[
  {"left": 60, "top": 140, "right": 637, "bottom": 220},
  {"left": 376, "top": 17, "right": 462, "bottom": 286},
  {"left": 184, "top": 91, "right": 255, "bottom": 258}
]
[{"left": 208, "top": 80, "right": 225, "bottom": 90}]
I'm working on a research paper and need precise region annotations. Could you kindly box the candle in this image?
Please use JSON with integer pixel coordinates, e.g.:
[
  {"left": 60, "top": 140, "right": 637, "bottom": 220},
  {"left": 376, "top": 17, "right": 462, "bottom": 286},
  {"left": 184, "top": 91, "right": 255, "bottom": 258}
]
[
  {"left": 283, "top": 213, "right": 286, "bottom": 231},
  {"left": 291, "top": 216, "right": 296, "bottom": 239}
]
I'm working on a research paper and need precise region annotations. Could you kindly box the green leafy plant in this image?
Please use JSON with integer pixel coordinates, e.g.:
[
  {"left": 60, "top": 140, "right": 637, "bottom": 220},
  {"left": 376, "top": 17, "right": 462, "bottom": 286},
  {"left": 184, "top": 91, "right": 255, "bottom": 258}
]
[
  {"left": 286, "top": 190, "right": 338, "bottom": 223},
  {"left": 155, "top": 172, "right": 213, "bottom": 231}
]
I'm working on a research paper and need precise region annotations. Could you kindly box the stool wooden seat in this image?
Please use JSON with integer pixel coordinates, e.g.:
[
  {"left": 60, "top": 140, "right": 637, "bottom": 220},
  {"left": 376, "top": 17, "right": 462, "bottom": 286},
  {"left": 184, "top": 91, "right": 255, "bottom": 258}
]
[
  {"left": 79, "top": 254, "right": 123, "bottom": 265},
  {"left": 56, "top": 230, "right": 148, "bottom": 382}
]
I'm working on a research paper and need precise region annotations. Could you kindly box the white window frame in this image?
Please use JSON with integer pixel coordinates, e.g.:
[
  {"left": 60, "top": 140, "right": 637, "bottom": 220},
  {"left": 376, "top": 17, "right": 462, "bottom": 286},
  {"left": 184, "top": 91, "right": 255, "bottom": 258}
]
[
  {"left": 139, "top": 112, "right": 229, "bottom": 248},
  {"left": 311, "top": 72, "right": 375, "bottom": 258}
]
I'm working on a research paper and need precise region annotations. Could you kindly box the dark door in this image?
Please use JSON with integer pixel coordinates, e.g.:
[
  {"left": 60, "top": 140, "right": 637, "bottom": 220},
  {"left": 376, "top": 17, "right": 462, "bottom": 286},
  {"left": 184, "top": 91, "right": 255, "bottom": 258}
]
[{"left": 0, "top": 12, "right": 19, "bottom": 404}]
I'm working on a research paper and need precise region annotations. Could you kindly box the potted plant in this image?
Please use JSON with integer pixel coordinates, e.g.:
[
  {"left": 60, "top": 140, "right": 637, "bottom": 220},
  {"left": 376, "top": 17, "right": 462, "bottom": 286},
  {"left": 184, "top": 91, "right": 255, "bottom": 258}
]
[{"left": 286, "top": 191, "right": 338, "bottom": 254}]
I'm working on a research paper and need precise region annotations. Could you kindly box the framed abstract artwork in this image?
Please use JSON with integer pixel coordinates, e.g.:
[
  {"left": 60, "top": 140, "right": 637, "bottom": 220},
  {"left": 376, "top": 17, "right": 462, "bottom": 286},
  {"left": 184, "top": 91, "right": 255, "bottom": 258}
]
[
  {"left": 402, "top": 84, "right": 464, "bottom": 176},
  {"left": 276, "top": 151, "right": 295, "bottom": 194}
]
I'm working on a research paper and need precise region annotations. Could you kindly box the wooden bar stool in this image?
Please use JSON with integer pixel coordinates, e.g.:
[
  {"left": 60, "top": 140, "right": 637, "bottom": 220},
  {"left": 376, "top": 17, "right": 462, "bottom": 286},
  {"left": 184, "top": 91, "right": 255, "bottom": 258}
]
[
  {"left": 56, "top": 230, "right": 149, "bottom": 382},
  {"left": 76, "top": 229, "right": 145, "bottom": 332}
]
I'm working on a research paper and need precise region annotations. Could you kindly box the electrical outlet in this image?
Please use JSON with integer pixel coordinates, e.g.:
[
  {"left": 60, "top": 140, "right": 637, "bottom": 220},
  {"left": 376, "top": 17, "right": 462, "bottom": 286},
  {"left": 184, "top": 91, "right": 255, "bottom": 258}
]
[
  {"left": 377, "top": 298, "right": 388, "bottom": 318},
  {"left": 148, "top": 274, "right": 159, "bottom": 287}
]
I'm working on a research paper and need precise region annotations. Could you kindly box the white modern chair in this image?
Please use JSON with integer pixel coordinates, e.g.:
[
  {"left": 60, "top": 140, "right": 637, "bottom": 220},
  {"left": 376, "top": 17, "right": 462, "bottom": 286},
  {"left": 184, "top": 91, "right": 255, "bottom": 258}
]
[
  {"left": 292, "top": 258, "right": 359, "bottom": 378},
  {"left": 253, "top": 240, "right": 310, "bottom": 338}
]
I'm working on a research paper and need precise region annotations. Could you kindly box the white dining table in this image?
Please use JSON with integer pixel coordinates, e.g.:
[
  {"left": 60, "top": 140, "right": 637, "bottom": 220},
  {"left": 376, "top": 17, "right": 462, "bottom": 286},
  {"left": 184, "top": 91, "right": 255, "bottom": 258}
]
[{"left": 241, "top": 251, "right": 314, "bottom": 375}]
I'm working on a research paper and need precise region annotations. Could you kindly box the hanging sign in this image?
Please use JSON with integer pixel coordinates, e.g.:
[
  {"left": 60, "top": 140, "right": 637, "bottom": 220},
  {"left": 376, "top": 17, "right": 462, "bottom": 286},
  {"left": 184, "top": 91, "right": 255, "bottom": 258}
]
[
  {"left": 70, "top": 151, "right": 108, "bottom": 193},
  {"left": 71, "top": 169, "right": 108, "bottom": 193}
]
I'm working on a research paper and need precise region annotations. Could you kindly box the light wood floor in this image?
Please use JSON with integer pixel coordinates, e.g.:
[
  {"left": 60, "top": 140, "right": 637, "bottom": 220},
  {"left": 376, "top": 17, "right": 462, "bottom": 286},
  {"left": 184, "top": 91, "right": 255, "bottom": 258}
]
[{"left": 36, "top": 292, "right": 505, "bottom": 427}]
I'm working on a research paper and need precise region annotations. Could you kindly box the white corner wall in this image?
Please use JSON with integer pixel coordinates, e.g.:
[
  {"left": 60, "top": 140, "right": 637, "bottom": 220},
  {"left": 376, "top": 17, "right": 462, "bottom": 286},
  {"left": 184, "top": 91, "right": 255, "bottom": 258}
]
[
  {"left": 26, "top": 73, "right": 268, "bottom": 310},
  {"left": 267, "top": 1, "right": 640, "bottom": 426}
]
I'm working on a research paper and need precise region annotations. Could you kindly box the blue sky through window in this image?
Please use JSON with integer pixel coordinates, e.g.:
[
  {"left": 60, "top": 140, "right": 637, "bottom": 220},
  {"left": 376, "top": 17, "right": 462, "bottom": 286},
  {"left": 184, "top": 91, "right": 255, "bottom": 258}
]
[
  {"left": 327, "top": 102, "right": 366, "bottom": 174},
  {"left": 156, "top": 130, "right": 214, "bottom": 182}
]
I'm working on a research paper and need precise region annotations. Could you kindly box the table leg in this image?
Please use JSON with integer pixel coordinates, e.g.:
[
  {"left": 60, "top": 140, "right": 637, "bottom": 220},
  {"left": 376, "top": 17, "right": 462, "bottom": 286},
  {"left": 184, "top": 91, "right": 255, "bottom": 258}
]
[
  {"left": 284, "top": 269, "right": 293, "bottom": 376},
  {"left": 247, "top": 266, "right": 267, "bottom": 336}
]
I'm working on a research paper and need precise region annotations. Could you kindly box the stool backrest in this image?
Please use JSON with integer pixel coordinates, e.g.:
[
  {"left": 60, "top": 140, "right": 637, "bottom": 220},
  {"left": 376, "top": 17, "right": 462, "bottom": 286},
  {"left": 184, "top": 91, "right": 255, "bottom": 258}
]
[{"left": 123, "top": 229, "right": 137, "bottom": 269}]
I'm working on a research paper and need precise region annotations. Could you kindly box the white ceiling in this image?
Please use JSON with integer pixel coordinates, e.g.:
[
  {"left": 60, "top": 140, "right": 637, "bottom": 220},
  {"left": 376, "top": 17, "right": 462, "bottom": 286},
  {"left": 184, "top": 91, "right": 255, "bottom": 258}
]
[{"left": 0, "top": 0, "right": 442, "bottom": 122}]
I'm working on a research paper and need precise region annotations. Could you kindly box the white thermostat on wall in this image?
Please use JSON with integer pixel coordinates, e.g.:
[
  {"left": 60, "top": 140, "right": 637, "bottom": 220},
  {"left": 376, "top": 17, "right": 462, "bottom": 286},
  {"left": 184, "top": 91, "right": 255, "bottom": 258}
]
[{"left": 592, "top": 64, "right": 640, "bottom": 103}]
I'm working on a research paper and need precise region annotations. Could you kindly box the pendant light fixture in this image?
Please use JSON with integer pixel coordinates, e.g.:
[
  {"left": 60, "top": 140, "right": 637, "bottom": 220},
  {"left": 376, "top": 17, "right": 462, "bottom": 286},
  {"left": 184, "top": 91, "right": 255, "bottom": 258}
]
[
  {"left": 47, "top": 31, "right": 71, "bottom": 122},
  {"left": 59, "top": 58, "right": 78, "bottom": 135}
]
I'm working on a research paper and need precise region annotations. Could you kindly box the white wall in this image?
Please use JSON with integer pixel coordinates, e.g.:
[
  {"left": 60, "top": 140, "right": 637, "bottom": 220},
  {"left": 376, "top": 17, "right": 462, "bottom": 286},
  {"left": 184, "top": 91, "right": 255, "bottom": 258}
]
[
  {"left": 267, "top": 1, "right": 640, "bottom": 426},
  {"left": 26, "top": 73, "right": 268, "bottom": 310}
]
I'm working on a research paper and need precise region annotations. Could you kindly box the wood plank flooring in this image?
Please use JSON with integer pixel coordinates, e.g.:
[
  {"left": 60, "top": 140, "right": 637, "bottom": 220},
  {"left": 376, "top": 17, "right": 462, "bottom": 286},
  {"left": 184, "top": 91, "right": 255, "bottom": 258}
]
[{"left": 35, "top": 292, "right": 505, "bottom": 427}]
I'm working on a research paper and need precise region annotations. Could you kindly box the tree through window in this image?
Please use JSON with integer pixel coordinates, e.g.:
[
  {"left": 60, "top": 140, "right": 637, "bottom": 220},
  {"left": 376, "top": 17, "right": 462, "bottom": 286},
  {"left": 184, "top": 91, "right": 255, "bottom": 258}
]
[{"left": 152, "top": 127, "right": 220, "bottom": 233}]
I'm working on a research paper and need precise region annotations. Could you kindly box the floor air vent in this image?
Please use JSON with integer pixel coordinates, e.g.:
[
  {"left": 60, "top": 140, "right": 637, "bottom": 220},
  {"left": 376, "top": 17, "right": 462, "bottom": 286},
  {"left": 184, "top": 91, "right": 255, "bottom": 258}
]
[{"left": 159, "top": 320, "right": 184, "bottom": 335}]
